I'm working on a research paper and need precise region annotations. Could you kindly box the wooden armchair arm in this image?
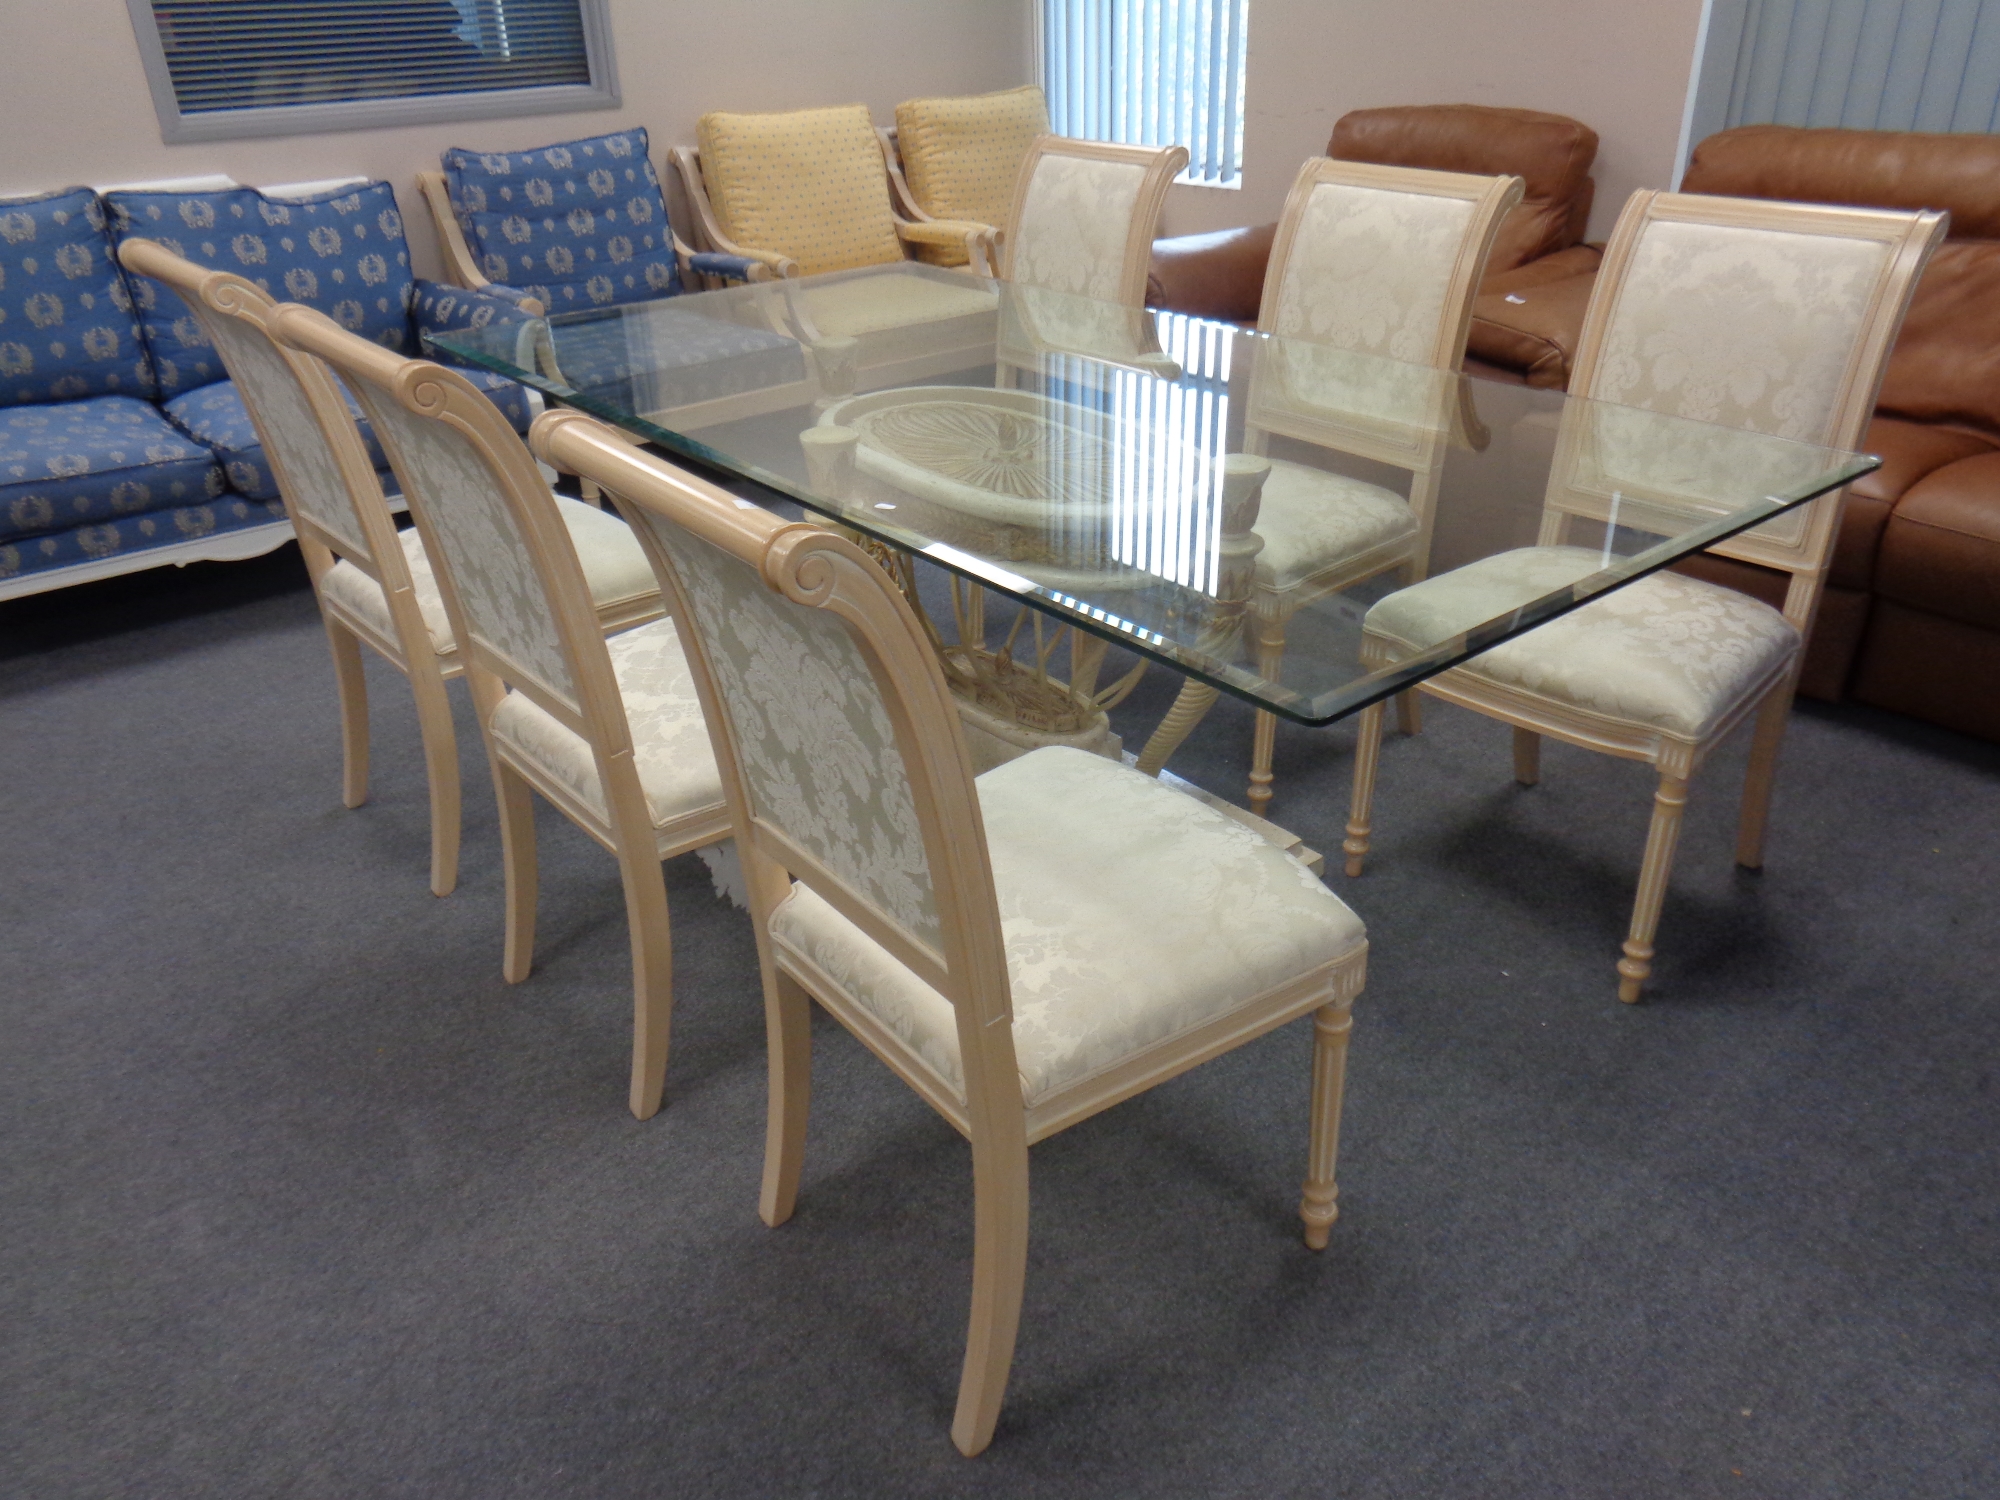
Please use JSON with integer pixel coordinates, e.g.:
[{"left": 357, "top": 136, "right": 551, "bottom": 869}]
[
  {"left": 415, "top": 169, "right": 487, "bottom": 289},
  {"left": 668, "top": 144, "right": 800, "bottom": 280},
  {"left": 894, "top": 218, "right": 999, "bottom": 278}
]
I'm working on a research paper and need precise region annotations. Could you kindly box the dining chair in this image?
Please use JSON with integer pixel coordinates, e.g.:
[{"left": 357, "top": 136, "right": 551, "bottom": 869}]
[
  {"left": 532, "top": 406, "right": 1369, "bottom": 1456},
  {"left": 999, "top": 135, "right": 1188, "bottom": 305},
  {"left": 118, "top": 238, "right": 665, "bottom": 899},
  {"left": 269, "top": 306, "right": 730, "bottom": 1118},
  {"left": 1130, "top": 158, "right": 1523, "bottom": 807},
  {"left": 1343, "top": 190, "right": 1945, "bottom": 1001}
]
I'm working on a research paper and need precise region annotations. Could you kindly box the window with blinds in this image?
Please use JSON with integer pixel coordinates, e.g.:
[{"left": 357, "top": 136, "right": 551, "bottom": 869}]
[
  {"left": 127, "top": 0, "right": 619, "bottom": 143},
  {"left": 1042, "top": 0, "right": 1250, "bottom": 189}
]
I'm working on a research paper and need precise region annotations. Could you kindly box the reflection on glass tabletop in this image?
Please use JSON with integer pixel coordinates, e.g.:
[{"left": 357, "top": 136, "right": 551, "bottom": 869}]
[{"left": 430, "top": 264, "right": 1876, "bottom": 726}]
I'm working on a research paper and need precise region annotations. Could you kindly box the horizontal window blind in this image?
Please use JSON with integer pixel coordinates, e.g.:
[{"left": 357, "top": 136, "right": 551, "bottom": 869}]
[
  {"left": 1043, "top": 0, "right": 1250, "bottom": 188},
  {"left": 149, "top": 0, "right": 591, "bottom": 112}
]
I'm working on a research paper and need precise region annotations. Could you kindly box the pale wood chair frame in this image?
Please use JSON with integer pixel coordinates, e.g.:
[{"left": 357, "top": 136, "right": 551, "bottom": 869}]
[
  {"left": 270, "top": 307, "right": 729, "bottom": 1118},
  {"left": 1132, "top": 159, "right": 1523, "bottom": 801},
  {"left": 118, "top": 238, "right": 477, "bottom": 896},
  {"left": 533, "top": 408, "right": 1367, "bottom": 1456},
  {"left": 1344, "top": 189, "right": 1946, "bottom": 1001}
]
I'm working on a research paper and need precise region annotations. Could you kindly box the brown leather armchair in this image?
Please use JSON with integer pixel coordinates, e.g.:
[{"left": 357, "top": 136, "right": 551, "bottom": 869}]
[{"left": 1146, "top": 103, "right": 1602, "bottom": 357}]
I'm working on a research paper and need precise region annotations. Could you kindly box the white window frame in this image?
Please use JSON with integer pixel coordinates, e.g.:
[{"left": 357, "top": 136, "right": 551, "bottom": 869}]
[{"left": 125, "top": 0, "right": 621, "bottom": 145}]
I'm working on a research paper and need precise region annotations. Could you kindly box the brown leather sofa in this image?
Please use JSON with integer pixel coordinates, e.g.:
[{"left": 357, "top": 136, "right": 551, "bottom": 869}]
[
  {"left": 1146, "top": 103, "right": 1603, "bottom": 362},
  {"left": 1497, "top": 126, "right": 2000, "bottom": 738}
]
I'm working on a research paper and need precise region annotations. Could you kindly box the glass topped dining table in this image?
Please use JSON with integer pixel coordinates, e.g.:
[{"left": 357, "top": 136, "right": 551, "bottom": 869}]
[{"left": 430, "top": 263, "right": 1876, "bottom": 779}]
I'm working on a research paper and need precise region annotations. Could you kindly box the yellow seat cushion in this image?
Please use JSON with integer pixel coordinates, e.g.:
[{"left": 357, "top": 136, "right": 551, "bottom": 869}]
[
  {"left": 894, "top": 86, "right": 1049, "bottom": 266},
  {"left": 696, "top": 104, "right": 903, "bottom": 276}
]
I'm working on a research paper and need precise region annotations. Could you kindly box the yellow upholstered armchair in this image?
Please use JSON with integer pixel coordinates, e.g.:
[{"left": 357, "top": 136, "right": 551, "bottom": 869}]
[
  {"left": 671, "top": 102, "right": 998, "bottom": 280},
  {"left": 882, "top": 84, "right": 1051, "bottom": 273}
]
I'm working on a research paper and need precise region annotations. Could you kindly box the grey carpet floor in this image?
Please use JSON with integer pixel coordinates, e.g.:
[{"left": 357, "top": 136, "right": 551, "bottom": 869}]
[{"left": 3, "top": 543, "right": 1997, "bottom": 1499}]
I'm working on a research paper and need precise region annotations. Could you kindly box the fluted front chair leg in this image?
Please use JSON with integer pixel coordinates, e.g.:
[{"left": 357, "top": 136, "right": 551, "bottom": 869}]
[
  {"left": 326, "top": 619, "right": 371, "bottom": 810},
  {"left": 951, "top": 1131, "right": 1031, "bottom": 1458},
  {"left": 1299, "top": 997, "right": 1354, "bottom": 1250},
  {"left": 759, "top": 970, "right": 814, "bottom": 1228},
  {"left": 1344, "top": 700, "right": 1387, "bottom": 877},
  {"left": 1396, "top": 688, "right": 1423, "bottom": 736},
  {"left": 408, "top": 663, "right": 462, "bottom": 897},
  {"left": 1736, "top": 681, "right": 1793, "bottom": 870},
  {"left": 1619, "top": 772, "right": 1689, "bottom": 1003},
  {"left": 495, "top": 760, "right": 538, "bottom": 985}
]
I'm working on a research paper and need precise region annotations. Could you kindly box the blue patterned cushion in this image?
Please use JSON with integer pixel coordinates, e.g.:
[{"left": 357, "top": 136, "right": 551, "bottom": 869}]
[
  {"left": 441, "top": 128, "right": 682, "bottom": 309},
  {"left": 538, "top": 305, "right": 806, "bottom": 406},
  {"left": 0, "top": 492, "right": 288, "bottom": 583},
  {"left": 0, "top": 187, "right": 157, "bottom": 406},
  {"left": 0, "top": 395, "right": 222, "bottom": 544},
  {"left": 106, "top": 181, "right": 414, "bottom": 394}
]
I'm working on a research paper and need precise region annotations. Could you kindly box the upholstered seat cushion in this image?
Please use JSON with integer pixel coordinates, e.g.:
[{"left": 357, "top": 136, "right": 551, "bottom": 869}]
[
  {"left": 0, "top": 492, "right": 288, "bottom": 584},
  {"left": 796, "top": 270, "right": 999, "bottom": 339},
  {"left": 1252, "top": 459, "right": 1418, "bottom": 594},
  {"left": 1367, "top": 545, "right": 1801, "bottom": 738},
  {"left": 318, "top": 495, "right": 658, "bottom": 657},
  {"left": 696, "top": 105, "right": 905, "bottom": 276},
  {"left": 893, "top": 86, "right": 1050, "bottom": 267},
  {"left": 441, "top": 128, "right": 684, "bottom": 309},
  {"left": 0, "top": 186, "right": 159, "bottom": 405},
  {"left": 164, "top": 368, "right": 530, "bottom": 502},
  {"left": 488, "top": 616, "right": 722, "bottom": 828},
  {"left": 0, "top": 395, "right": 222, "bottom": 543},
  {"left": 767, "top": 746, "right": 1365, "bottom": 1106}
]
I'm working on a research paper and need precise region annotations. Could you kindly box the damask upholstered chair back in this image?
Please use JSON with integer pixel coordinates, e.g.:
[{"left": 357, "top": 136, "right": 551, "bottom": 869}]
[
  {"left": 116, "top": 239, "right": 394, "bottom": 583},
  {"left": 532, "top": 410, "right": 1019, "bottom": 1092},
  {"left": 1556, "top": 191, "right": 1946, "bottom": 604},
  {"left": 1258, "top": 158, "right": 1525, "bottom": 368},
  {"left": 270, "top": 305, "right": 614, "bottom": 725},
  {"left": 1000, "top": 138, "right": 1189, "bottom": 307}
]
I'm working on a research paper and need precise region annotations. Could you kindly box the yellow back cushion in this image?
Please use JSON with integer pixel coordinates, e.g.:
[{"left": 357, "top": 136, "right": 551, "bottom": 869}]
[
  {"left": 896, "top": 85, "right": 1050, "bottom": 233},
  {"left": 696, "top": 104, "right": 903, "bottom": 276}
]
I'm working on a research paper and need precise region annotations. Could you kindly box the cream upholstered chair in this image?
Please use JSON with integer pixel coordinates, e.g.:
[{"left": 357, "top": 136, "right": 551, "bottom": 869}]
[
  {"left": 1344, "top": 190, "right": 1945, "bottom": 1002},
  {"left": 270, "top": 307, "right": 730, "bottom": 1119},
  {"left": 1127, "top": 158, "right": 1521, "bottom": 803},
  {"left": 884, "top": 85, "right": 1050, "bottom": 269},
  {"left": 117, "top": 239, "right": 663, "bottom": 899},
  {"left": 533, "top": 407, "right": 1368, "bottom": 1456}
]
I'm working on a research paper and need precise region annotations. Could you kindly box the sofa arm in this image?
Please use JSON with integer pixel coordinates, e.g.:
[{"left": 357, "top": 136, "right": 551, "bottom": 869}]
[
  {"left": 894, "top": 217, "right": 998, "bottom": 276},
  {"left": 1146, "top": 222, "right": 1277, "bottom": 324},
  {"left": 686, "top": 249, "right": 772, "bottom": 284},
  {"left": 413, "top": 279, "right": 544, "bottom": 338}
]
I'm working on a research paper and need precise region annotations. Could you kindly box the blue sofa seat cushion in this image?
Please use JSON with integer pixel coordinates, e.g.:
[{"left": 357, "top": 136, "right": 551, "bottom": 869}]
[
  {"left": 166, "top": 366, "right": 531, "bottom": 504},
  {"left": 441, "top": 128, "right": 682, "bottom": 310},
  {"left": 0, "top": 493, "right": 288, "bottom": 584},
  {"left": 0, "top": 187, "right": 157, "bottom": 405},
  {"left": 107, "top": 181, "right": 414, "bottom": 394},
  {"left": 0, "top": 395, "right": 222, "bottom": 544}
]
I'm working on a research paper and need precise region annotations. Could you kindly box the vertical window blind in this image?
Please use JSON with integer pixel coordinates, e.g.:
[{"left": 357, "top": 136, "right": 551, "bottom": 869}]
[{"left": 1042, "top": 0, "right": 1251, "bottom": 188}]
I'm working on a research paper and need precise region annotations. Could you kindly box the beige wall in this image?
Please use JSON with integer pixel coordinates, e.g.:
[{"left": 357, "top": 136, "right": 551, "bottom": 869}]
[
  {"left": 0, "top": 0, "right": 1033, "bottom": 279},
  {"left": 1162, "top": 0, "right": 1709, "bottom": 240}
]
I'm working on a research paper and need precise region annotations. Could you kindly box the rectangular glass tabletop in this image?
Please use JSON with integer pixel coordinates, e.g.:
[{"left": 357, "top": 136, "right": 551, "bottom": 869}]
[{"left": 430, "top": 263, "right": 1877, "bottom": 727}]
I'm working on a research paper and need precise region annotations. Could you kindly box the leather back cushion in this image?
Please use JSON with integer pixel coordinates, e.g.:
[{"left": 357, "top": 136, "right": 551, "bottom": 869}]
[
  {"left": 108, "top": 181, "right": 412, "bottom": 394},
  {"left": 1683, "top": 126, "right": 2000, "bottom": 240},
  {"left": 1329, "top": 104, "right": 1597, "bottom": 273},
  {"left": 0, "top": 187, "right": 157, "bottom": 406},
  {"left": 441, "top": 128, "right": 681, "bottom": 309},
  {"left": 1876, "top": 240, "right": 2000, "bottom": 437},
  {"left": 895, "top": 85, "right": 1049, "bottom": 230},
  {"left": 697, "top": 104, "right": 903, "bottom": 276}
]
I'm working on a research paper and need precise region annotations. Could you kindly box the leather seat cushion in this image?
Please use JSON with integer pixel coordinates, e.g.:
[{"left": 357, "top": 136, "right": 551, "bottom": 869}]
[
  {"left": 767, "top": 746, "right": 1365, "bottom": 1107},
  {"left": 488, "top": 615, "right": 721, "bottom": 829},
  {"left": 1467, "top": 261, "right": 1600, "bottom": 389},
  {"left": 319, "top": 495, "right": 658, "bottom": 656},
  {"left": 1872, "top": 451, "right": 2000, "bottom": 631},
  {"left": 1369, "top": 545, "right": 1800, "bottom": 739}
]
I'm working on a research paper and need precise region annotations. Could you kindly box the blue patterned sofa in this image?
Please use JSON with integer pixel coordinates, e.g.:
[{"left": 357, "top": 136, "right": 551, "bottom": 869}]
[{"left": 0, "top": 176, "right": 537, "bottom": 599}]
